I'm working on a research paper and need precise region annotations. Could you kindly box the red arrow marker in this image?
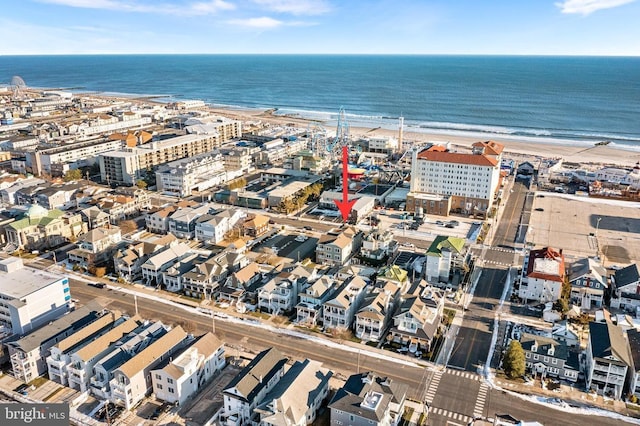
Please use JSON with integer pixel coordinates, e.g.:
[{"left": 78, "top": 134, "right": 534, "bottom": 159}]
[{"left": 334, "top": 145, "right": 356, "bottom": 222}]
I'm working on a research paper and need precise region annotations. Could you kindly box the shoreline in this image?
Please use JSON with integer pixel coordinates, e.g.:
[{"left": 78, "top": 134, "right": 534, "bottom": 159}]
[{"left": 204, "top": 105, "right": 640, "bottom": 167}]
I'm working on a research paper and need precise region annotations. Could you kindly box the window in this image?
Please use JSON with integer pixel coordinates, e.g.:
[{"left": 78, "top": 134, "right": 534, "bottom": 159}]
[
  {"left": 155, "top": 374, "right": 162, "bottom": 380},
  {"left": 167, "top": 378, "right": 174, "bottom": 384},
  {"left": 168, "top": 387, "right": 174, "bottom": 393},
  {"left": 157, "top": 384, "right": 163, "bottom": 390}
]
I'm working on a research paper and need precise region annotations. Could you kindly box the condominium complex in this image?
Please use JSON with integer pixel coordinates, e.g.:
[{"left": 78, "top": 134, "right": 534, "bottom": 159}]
[
  {"left": 26, "top": 138, "right": 124, "bottom": 176},
  {"left": 99, "top": 121, "right": 241, "bottom": 185},
  {"left": 155, "top": 152, "right": 244, "bottom": 197}
]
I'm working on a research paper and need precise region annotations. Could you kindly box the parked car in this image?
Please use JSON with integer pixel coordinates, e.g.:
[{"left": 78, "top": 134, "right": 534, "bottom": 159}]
[{"left": 88, "top": 282, "right": 106, "bottom": 289}]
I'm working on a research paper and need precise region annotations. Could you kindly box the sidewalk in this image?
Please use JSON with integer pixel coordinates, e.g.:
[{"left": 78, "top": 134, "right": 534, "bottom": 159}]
[{"left": 493, "top": 376, "right": 631, "bottom": 417}]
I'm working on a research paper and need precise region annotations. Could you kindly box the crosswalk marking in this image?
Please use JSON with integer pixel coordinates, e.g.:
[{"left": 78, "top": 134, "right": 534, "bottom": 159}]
[
  {"left": 444, "top": 369, "right": 481, "bottom": 381},
  {"left": 424, "top": 370, "right": 443, "bottom": 404},
  {"left": 430, "top": 407, "right": 472, "bottom": 424},
  {"left": 473, "top": 383, "right": 489, "bottom": 418}
]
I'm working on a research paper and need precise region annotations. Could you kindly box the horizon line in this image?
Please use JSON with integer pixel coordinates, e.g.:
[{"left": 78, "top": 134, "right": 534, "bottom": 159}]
[{"left": 1, "top": 53, "right": 640, "bottom": 58}]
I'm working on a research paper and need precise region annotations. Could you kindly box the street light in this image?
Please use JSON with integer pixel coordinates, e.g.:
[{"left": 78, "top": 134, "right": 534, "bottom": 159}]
[{"left": 596, "top": 217, "right": 602, "bottom": 237}]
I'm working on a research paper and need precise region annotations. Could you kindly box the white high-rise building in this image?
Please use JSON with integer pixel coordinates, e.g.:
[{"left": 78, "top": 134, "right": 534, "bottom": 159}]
[{"left": 407, "top": 141, "right": 504, "bottom": 216}]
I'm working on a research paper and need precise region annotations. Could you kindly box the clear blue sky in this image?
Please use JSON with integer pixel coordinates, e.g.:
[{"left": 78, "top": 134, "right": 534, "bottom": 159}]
[{"left": 1, "top": 0, "right": 639, "bottom": 55}]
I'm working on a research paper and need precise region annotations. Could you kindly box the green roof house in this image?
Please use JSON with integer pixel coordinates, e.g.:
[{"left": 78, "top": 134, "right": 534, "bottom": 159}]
[{"left": 425, "top": 236, "right": 467, "bottom": 287}]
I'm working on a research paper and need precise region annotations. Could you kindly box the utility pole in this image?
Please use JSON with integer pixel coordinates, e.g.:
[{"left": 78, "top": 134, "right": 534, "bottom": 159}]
[{"left": 211, "top": 311, "right": 216, "bottom": 334}]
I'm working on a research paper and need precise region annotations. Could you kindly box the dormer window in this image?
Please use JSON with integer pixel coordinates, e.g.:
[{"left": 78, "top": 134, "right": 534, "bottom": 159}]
[
  {"left": 548, "top": 346, "right": 555, "bottom": 356},
  {"left": 531, "top": 343, "right": 538, "bottom": 352}
]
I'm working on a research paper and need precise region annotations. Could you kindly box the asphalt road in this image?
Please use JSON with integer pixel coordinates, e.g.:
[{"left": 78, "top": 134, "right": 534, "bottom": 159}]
[
  {"left": 447, "top": 181, "right": 528, "bottom": 372},
  {"left": 69, "top": 279, "right": 434, "bottom": 400}
]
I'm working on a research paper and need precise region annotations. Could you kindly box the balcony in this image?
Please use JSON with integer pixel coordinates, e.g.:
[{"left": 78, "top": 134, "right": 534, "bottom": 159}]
[
  {"left": 90, "top": 376, "right": 108, "bottom": 390},
  {"left": 48, "top": 358, "right": 66, "bottom": 371}
]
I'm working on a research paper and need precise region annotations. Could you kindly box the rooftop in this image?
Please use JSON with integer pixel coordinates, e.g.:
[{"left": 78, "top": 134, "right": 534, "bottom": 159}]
[{"left": 0, "top": 262, "right": 67, "bottom": 299}]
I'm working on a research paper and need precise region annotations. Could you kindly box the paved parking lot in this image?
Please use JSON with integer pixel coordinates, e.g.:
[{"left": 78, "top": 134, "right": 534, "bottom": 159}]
[{"left": 528, "top": 193, "right": 640, "bottom": 265}]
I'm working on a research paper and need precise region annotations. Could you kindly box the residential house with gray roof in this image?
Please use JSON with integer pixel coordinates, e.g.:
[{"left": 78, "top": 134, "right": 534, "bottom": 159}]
[
  {"left": 296, "top": 276, "right": 337, "bottom": 326},
  {"left": 567, "top": 257, "right": 607, "bottom": 310},
  {"left": 258, "top": 271, "right": 307, "bottom": 315},
  {"left": 322, "top": 276, "right": 368, "bottom": 330},
  {"left": 79, "top": 206, "right": 111, "bottom": 230},
  {"left": 182, "top": 249, "right": 248, "bottom": 300},
  {"left": 113, "top": 234, "right": 177, "bottom": 282},
  {"left": 519, "top": 333, "right": 579, "bottom": 382},
  {"left": 219, "top": 262, "right": 264, "bottom": 305},
  {"left": 141, "top": 242, "right": 191, "bottom": 287},
  {"left": 586, "top": 319, "right": 634, "bottom": 400},
  {"left": 68, "top": 226, "right": 122, "bottom": 268},
  {"left": 194, "top": 208, "right": 244, "bottom": 244},
  {"left": 388, "top": 283, "right": 444, "bottom": 353},
  {"left": 110, "top": 326, "right": 190, "bottom": 409},
  {"left": 254, "top": 359, "right": 332, "bottom": 426},
  {"left": 329, "top": 372, "right": 408, "bottom": 426},
  {"left": 151, "top": 332, "right": 225, "bottom": 406},
  {"left": 168, "top": 203, "right": 214, "bottom": 239},
  {"left": 354, "top": 282, "right": 400, "bottom": 343},
  {"left": 611, "top": 264, "right": 640, "bottom": 313},
  {"left": 221, "top": 347, "right": 288, "bottom": 426}
]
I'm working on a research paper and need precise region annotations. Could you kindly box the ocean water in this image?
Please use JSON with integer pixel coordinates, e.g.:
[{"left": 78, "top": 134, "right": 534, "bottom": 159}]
[{"left": 1, "top": 55, "right": 639, "bottom": 150}]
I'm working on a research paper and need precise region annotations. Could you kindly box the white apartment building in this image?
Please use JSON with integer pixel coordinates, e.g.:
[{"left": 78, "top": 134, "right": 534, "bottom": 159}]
[
  {"left": 518, "top": 247, "right": 565, "bottom": 303},
  {"left": 367, "top": 136, "right": 399, "bottom": 154},
  {"left": 99, "top": 131, "right": 237, "bottom": 185},
  {"left": 151, "top": 333, "right": 225, "bottom": 406},
  {"left": 156, "top": 152, "right": 244, "bottom": 197},
  {"left": 408, "top": 141, "right": 503, "bottom": 216},
  {"left": 26, "top": 138, "right": 124, "bottom": 176},
  {"left": 75, "top": 114, "right": 152, "bottom": 138},
  {"left": 595, "top": 164, "right": 640, "bottom": 189},
  {"left": 0, "top": 257, "right": 71, "bottom": 336}
]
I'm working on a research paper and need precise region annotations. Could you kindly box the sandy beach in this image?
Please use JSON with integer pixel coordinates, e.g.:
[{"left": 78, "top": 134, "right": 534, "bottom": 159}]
[{"left": 202, "top": 105, "right": 640, "bottom": 168}]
